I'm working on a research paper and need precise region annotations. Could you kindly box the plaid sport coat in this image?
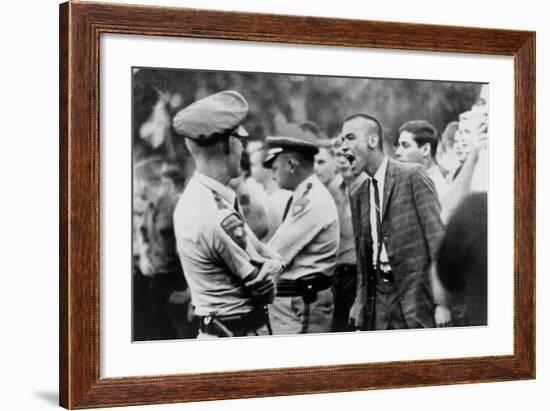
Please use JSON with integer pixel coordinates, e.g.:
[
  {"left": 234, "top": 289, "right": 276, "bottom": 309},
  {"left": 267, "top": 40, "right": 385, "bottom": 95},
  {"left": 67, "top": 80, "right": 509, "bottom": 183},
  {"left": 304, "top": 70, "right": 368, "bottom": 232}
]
[{"left": 349, "top": 158, "right": 445, "bottom": 329}]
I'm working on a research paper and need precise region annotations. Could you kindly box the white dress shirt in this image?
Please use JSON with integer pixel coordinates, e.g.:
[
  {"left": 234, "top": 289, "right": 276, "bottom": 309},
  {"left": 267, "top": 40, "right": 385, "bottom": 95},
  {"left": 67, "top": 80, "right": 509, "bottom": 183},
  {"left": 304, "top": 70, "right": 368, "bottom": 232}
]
[{"left": 368, "top": 156, "right": 389, "bottom": 266}]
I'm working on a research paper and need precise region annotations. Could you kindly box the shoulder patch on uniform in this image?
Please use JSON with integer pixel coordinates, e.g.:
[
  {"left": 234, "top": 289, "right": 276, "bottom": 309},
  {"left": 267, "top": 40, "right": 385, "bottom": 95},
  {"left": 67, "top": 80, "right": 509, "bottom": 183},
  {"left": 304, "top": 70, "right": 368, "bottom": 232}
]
[
  {"left": 291, "top": 182, "right": 313, "bottom": 217},
  {"left": 221, "top": 213, "right": 247, "bottom": 249},
  {"left": 291, "top": 196, "right": 310, "bottom": 217}
]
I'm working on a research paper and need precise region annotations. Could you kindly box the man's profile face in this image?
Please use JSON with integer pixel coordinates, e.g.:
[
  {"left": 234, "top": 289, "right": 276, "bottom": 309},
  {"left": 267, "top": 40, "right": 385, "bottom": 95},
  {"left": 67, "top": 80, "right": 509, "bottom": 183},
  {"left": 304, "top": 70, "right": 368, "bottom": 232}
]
[
  {"left": 314, "top": 147, "right": 337, "bottom": 186},
  {"left": 271, "top": 154, "right": 293, "bottom": 191},
  {"left": 249, "top": 149, "right": 271, "bottom": 186},
  {"left": 395, "top": 131, "right": 424, "bottom": 164},
  {"left": 341, "top": 117, "right": 371, "bottom": 175},
  {"left": 227, "top": 135, "right": 244, "bottom": 179}
]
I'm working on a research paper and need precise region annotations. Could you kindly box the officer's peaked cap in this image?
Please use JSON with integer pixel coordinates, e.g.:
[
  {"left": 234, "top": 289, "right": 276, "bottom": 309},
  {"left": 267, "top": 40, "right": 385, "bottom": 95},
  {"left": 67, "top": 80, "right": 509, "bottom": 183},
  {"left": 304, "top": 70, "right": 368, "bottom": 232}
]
[
  {"left": 263, "top": 123, "right": 320, "bottom": 168},
  {"left": 173, "top": 90, "right": 249, "bottom": 141}
]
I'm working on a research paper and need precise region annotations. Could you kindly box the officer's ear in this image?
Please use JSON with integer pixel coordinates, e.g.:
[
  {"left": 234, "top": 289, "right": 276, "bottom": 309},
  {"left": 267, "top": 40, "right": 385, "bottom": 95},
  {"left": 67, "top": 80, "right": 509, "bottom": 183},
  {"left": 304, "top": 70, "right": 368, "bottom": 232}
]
[
  {"left": 287, "top": 153, "right": 302, "bottom": 173},
  {"left": 287, "top": 157, "right": 296, "bottom": 173},
  {"left": 222, "top": 136, "right": 232, "bottom": 155}
]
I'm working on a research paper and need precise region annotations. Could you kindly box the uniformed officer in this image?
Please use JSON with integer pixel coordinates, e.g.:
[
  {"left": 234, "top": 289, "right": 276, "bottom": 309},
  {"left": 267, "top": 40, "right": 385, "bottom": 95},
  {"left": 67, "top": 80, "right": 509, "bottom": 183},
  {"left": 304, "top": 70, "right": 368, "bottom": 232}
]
[
  {"left": 172, "top": 90, "right": 283, "bottom": 338},
  {"left": 263, "top": 124, "right": 340, "bottom": 334}
]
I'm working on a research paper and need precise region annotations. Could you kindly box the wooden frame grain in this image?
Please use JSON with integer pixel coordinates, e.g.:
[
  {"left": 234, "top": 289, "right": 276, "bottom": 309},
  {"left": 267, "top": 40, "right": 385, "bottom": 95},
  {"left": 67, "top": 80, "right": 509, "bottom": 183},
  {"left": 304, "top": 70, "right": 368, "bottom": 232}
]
[{"left": 59, "top": 1, "right": 535, "bottom": 408}]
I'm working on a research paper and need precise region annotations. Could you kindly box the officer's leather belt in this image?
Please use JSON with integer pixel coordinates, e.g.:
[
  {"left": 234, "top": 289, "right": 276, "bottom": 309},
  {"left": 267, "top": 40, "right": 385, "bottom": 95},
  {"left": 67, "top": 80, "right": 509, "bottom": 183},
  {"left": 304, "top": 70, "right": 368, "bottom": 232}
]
[
  {"left": 199, "top": 308, "right": 266, "bottom": 337},
  {"left": 276, "top": 273, "right": 332, "bottom": 304}
]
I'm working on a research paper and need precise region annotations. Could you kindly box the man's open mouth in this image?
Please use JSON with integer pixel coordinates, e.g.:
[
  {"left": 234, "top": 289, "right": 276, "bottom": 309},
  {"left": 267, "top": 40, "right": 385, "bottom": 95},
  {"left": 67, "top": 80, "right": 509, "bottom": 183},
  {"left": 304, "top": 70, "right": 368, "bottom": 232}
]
[{"left": 343, "top": 152, "right": 355, "bottom": 165}]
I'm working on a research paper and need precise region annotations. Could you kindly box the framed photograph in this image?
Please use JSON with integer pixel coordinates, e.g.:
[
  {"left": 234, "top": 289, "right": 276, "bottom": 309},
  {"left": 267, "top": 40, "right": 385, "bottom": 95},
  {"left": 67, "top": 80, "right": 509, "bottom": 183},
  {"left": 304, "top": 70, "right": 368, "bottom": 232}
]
[{"left": 59, "top": 1, "right": 535, "bottom": 409}]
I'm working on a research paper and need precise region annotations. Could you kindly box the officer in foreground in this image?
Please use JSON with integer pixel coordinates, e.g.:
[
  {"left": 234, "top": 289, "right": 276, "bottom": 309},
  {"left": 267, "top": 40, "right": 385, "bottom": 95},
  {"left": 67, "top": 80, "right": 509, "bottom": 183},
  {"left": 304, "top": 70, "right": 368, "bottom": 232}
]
[
  {"left": 172, "top": 90, "right": 283, "bottom": 338},
  {"left": 264, "top": 124, "right": 340, "bottom": 334}
]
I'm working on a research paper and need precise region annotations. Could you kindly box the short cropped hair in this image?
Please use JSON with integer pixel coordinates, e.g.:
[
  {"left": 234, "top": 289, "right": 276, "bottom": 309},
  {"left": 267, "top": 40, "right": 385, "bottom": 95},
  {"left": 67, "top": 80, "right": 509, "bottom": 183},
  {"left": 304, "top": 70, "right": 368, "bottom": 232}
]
[
  {"left": 398, "top": 120, "right": 439, "bottom": 159},
  {"left": 344, "top": 113, "right": 384, "bottom": 151}
]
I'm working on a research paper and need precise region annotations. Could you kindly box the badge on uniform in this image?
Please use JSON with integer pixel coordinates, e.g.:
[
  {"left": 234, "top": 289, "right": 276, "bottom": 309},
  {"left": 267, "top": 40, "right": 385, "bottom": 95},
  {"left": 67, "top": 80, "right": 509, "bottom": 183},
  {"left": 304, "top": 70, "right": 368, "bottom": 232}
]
[
  {"left": 291, "top": 197, "right": 310, "bottom": 217},
  {"left": 212, "top": 191, "right": 229, "bottom": 210},
  {"left": 221, "top": 214, "right": 247, "bottom": 249}
]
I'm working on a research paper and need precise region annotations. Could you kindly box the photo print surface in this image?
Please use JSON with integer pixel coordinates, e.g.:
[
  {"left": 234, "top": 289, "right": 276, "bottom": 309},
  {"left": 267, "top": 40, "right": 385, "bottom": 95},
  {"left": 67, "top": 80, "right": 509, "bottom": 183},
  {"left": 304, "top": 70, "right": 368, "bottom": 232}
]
[{"left": 132, "top": 67, "right": 488, "bottom": 342}]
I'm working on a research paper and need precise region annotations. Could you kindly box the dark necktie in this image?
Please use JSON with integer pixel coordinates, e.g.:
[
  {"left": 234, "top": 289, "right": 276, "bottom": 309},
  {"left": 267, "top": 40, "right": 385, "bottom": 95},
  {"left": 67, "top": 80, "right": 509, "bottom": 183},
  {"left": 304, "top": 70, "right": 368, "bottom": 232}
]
[
  {"left": 371, "top": 178, "right": 382, "bottom": 267},
  {"left": 281, "top": 195, "right": 293, "bottom": 222}
]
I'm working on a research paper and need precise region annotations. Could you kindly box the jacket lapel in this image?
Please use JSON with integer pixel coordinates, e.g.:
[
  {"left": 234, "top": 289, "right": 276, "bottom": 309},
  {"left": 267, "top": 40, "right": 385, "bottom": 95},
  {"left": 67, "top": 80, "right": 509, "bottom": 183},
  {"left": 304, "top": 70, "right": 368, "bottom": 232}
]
[
  {"left": 382, "top": 159, "right": 396, "bottom": 220},
  {"left": 350, "top": 178, "right": 371, "bottom": 249},
  {"left": 358, "top": 179, "right": 372, "bottom": 250}
]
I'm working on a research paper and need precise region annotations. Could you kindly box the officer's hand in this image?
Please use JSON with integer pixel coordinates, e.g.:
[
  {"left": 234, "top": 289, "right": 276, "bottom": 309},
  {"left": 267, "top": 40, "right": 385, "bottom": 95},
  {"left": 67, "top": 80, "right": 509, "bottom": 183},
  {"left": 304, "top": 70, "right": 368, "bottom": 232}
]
[
  {"left": 259, "top": 259, "right": 284, "bottom": 281},
  {"left": 348, "top": 300, "right": 365, "bottom": 330},
  {"left": 247, "top": 280, "right": 276, "bottom": 304},
  {"left": 245, "top": 263, "right": 278, "bottom": 304},
  {"left": 434, "top": 305, "right": 452, "bottom": 327}
]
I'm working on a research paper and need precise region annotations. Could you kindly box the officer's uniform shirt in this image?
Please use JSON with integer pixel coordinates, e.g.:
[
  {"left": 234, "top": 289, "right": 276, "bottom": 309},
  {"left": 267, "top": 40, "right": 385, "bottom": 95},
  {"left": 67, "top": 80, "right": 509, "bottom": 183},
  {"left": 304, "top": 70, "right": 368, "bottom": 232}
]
[
  {"left": 263, "top": 188, "right": 293, "bottom": 241},
  {"left": 174, "top": 172, "right": 264, "bottom": 317},
  {"left": 268, "top": 174, "right": 340, "bottom": 280}
]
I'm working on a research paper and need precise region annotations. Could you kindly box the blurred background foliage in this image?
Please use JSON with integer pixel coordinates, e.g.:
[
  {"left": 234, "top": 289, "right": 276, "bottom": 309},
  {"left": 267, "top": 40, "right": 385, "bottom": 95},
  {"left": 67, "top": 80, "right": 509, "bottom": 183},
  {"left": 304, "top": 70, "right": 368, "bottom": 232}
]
[{"left": 133, "top": 67, "right": 481, "bottom": 178}]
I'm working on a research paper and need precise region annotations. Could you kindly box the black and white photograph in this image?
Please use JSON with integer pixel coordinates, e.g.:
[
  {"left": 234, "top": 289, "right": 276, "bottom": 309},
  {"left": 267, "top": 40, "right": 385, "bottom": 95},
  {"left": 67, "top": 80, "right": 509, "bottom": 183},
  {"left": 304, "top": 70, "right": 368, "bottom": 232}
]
[
  {"left": 131, "top": 67, "right": 488, "bottom": 341},
  {"left": 2, "top": 0, "right": 546, "bottom": 408}
]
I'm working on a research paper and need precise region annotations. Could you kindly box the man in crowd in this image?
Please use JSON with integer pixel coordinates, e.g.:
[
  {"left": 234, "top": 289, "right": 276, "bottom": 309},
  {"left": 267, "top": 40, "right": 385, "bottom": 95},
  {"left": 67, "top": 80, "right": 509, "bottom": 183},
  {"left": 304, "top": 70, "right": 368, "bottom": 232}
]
[
  {"left": 314, "top": 140, "right": 339, "bottom": 192},
  {"left": 249, "top": 144, "right": 292, "bottom": 241},
  {"left": 437, "top": 192, "right": 488, "bottom": 326},
  {"left": 321, "top": 138, "right": 367, "bottom": 332},
  {"left": 438, "top": 121, "right": 460, "bottom": 176},
  {"left": 263, "top": 124, "right": 340, "bottom": 334},
  {"left": 341, "top": 114, "right": 450, "bottom": 330},
  {"left": 395, "top": 120, "right": 449, "bottom": 201},
  {"left": 442, "top": 110, "right": 488, "bottom": 222},
  {"left": 229, "top": 151, "right": 269, "bottom": 240},
  {"left": 138, "top": 164, "right": 198, "bottom": 340},
  {"left": 172, "top": 90, "right": 284, "bottom": 338}
]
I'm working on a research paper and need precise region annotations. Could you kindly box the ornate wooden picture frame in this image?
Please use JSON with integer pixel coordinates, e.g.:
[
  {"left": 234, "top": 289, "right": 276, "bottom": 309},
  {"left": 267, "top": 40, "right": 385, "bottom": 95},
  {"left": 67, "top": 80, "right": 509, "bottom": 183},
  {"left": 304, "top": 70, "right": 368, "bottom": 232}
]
[{"left": 59, "top": 1, "right": 535, "bottom": 408}]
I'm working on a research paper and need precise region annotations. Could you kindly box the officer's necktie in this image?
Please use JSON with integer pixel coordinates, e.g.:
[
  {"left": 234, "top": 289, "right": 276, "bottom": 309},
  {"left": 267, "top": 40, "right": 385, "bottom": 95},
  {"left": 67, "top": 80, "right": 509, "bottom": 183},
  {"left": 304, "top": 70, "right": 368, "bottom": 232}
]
[
  {"left": 371, "top": 177, "right": 382, "bottom": 267},
  {"left": 281, "top": 195, "right": 293, "bottom": 222}
]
